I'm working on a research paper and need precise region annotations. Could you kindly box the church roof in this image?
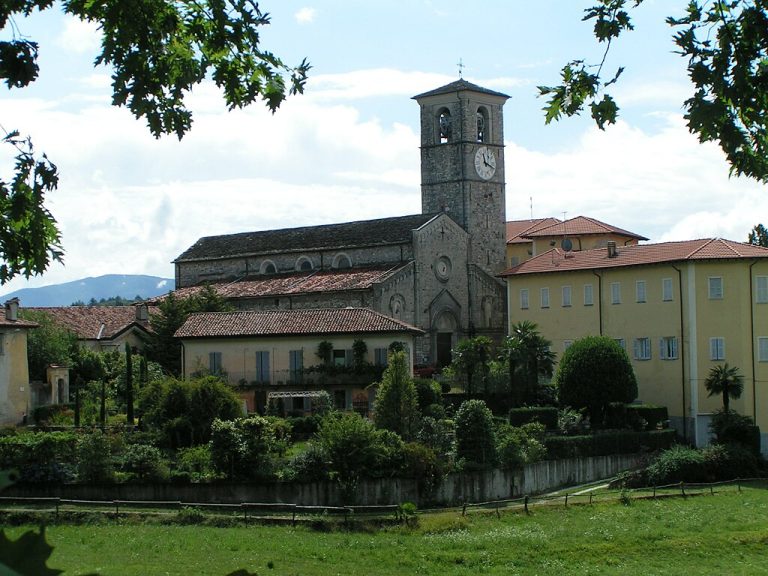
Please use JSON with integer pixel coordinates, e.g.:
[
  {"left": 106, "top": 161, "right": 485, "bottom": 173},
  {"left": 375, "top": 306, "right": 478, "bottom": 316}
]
[
  {"left": 174, "top": 214, "right": 438, "bottom": 263},
  {"left": 175, "top": 307, "right": 424, "bottom": 339},
  {"left": 167, "top": 265, "right": 407, "bottom": 301},
  {"left": 412, "top": 79, "right": 510, "bottom": 100},
  {"left": 522, "top": 216, "right": 648, "bottom": 241},
  {"left": 501, "top": 238, "right": 768, "bottom": 276}
]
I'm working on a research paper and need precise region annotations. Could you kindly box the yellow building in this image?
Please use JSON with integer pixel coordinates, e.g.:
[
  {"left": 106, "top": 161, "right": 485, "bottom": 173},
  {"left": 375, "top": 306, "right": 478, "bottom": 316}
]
[
  {"left": 175, "top": 307, "right": 423, "bottom": 415},
  {"left": 0, "top": 299, "right": 37, "bottom": 426},
  {"left": 502, "top": 238, "right": 768, "bottom": 453},
  {"left": 505, "top": 216, "right": 647, "bottom": 269}
]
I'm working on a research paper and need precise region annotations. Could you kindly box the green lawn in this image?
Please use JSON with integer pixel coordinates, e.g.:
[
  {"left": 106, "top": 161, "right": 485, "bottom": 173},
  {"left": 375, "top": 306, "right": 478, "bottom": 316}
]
[{"left": 4, "top": 488, "right": 768, "bottom": 575}]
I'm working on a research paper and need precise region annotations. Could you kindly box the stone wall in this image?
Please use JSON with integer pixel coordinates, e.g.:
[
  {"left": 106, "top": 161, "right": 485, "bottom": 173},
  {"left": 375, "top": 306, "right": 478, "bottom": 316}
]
[{"left": 6, "top": 454, "right": 641, "bottom": 507}]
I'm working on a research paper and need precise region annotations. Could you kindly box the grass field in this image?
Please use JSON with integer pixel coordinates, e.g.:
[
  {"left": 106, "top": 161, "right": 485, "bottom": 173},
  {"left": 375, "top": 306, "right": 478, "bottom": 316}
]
[{"left": 4, "top": 487, "right": 768, "bottom": 575}]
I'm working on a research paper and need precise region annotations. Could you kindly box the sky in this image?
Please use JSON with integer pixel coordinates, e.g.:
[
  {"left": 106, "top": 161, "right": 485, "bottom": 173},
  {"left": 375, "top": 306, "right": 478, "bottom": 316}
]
[{"left": 1, "top": 1, "right": 766, "bottom": 297}]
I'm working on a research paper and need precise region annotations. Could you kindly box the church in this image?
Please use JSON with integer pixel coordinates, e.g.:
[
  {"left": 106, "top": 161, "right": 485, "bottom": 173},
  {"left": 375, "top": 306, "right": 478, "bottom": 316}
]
[{"left": 173, "top": 79, "right": 510, "bottom": 369}]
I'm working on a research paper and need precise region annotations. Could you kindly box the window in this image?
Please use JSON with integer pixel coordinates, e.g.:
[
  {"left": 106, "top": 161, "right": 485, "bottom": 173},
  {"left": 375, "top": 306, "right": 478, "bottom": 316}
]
[
  {"left": 660, "top": 337, "right": 678, "bottom": 360},
  {"left": 209, "top": 352, "right": 222, "bottom": 375},
  {"left": 756, "top": 276, "right": 768, "bottom": 303},
  {"left": 520, "top": 289, "right": 529, "bottom": 310},
  {"left": 255, "top": 351, "right": 270, "bottom": 383},
  {"left": 333, "top": 349, "right": 353, "bottom": 366},
  {"left": 708, "top": 277, "right": 723, "bottom": 299},
  {"left": 709, "top": 337, "right": 725, "bottom": 360},
  {"left": 540, "top": 287, "right": 550, "bottom": 308},
  {"left": 614, "top": 338, "right": 626, "bottom": 351},
  {"left": 662, "top": 278, "right": 674, "bottom": 301},
  {"left": 759, "top": 337, "right": 768, "bottom": 362},
  {"left": 584, "top": 284, "right": 594, "bottom": 306},
  {"left": 633, "top": 338, "right": 651, "bottom": 360},
  {"left": 562, "top": 286, "right": 572, "bottom": 307},
  {"left": 636, "top": 280, "right": 647, "bottom": 303},
  {"left": 611, "top": 282, "right": 621, "bottom": 304},
  {"left": 260, "top": 260, "right": 277, "bottom": 274},
  {"left": 289, "top": 350, "right": 303, "bottom": 383},
  {"left": 374, "top": 348, "right": 388, "bottom": 367}
]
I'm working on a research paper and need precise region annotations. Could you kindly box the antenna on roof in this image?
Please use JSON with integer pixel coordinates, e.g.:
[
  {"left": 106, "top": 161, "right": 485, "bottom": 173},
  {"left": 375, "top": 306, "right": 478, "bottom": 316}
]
[
  {"left": 457, "top": 58, "right": 465, "bottom": 78},
  {"left": 530, "top": 197, "right": 533, "bottom": 220}
]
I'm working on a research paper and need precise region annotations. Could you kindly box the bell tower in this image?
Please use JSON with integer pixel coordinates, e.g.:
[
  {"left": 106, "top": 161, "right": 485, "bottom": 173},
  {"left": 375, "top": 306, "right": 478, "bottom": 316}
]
[{"left": 413, "top": 80, "right": 509, "bottom": 277}]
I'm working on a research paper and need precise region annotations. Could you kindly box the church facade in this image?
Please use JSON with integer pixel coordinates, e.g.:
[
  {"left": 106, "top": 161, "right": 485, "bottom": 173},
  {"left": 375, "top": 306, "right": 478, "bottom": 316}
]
[{"left": 173, "top": 80, "right": 510, "bottom": 368}]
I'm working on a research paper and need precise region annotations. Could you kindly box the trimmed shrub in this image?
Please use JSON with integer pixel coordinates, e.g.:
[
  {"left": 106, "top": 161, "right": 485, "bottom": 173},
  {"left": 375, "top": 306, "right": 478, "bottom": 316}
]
[
  {"left": 508, "top": 406, "right": 558, "bottom": 429},
  {"left": 628, "top": 405, "right": 668, "bottom": 429},
  {"left": 710, "top": 410, "right": 761, "bottom": 453},
  {"left": 646, "top": 445, "right": 708, "bottom": 485},
  {"left": 555, "top": 336, "right": 638, "bottom": 428},
  {"left": 414, "top": 378, "right": 442, "bottom": 411},
  {"left": 284, "top": 442, "right": 329, "bottom": 483},
  {"left": 0, "top": 431, "right": 77, "bottom": 482},
  {"left": 544, "top": 429, "right": 677, "bottom": 459},
  {"left": 496, "top": 422, "right": 547, "bottom": 470},
  {"left": 454, "top": 400, "right": 496, "bottom": 469}
]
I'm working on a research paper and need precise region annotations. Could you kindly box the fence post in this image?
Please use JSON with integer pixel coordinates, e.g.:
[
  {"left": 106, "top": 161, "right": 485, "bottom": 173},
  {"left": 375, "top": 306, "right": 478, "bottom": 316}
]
[
  {"left": 114, "top": 500, "right": 119, "bottom": 516},
  {"left": 243, "top": 504, "right": 247, "bottom": 524},
  {"left": 462, "top": 501, "right": 467, "bottom": 517},
  {"left": 524, "top": 495, "right": 529, "bottom": 515},
  {"left": 680, "top": 481, "right": 686, "bottom": 497},
  {"left": 564, "top": 493, "right": 568, "bottom": 508},
  {"left": 495, "top": 502, "right": 500, "bottom": 519},
  {"left": 653, "top": 485, "right": 656, "bottom": 499},
  {"left": 737, "top": 478, "right": 742, "bottom": 493},
  {"left": 589, "top": 493, "right": 593, "bottom": 505},
  {"left": 55, "top": 498, "right": 60, "bottom": 520}
]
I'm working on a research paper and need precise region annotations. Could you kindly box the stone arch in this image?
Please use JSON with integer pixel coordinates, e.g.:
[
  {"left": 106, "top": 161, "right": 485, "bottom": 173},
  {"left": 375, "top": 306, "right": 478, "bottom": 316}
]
[
  {"left": 433, "top": 309, "right": 458, "bottom": 369},
  {"left": 476, "top": 105, "right": 490, "bottom": 143},
  {"left": 295, "top": 256, "right": 313, "bottom": 272},
  {"left": 389, "top": 293, "right": 406, "bottom": 320},
  {"left": 332, "top": 253, "right": 352, "bottom": 269},
  {"left": 437, "top": 107, "right": 452, "bottom": 144},
  {"left": 260, "top": 260, "right": 277, "bottom": 274}
]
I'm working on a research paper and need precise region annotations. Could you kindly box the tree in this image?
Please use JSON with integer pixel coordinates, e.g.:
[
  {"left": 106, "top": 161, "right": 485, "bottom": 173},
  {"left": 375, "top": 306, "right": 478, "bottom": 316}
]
[
  {"left": 374, "top": 350, "right": 420, "bottom": 440},
  {"left": 145, "top": 286, "right": 232, "bottom": 376},
  {"left": 540, "top": 1, "right": 768, "bottom": 183},
  {"left": 315, "top": 411, "right": 381, "bottom": 492},
  {"left": 748, "top": 224, "right": 768, "bottom": 247},
  {"left": 451, "top": 336, "right": 493, "bottom": 398},
  {"left": 555, "top": 335, "right": 638, "bottom": 428},
  {"left": 500, "top": 321, "right": 556, "bottom": 406},
  {"left": 454, "top": 399, "right": 497, "bottom": 469},
  {"left": 124, "top": 343, "right": 134, "bottom": 425},
  {"left": 1, "top": 1, "right": 309, "bottom": 284},
  {"left": 18, "top": 309, "right": 76, "bottom": 382},
  {"left": 704, "top": 362, "right": 744, "bottom": 413}
]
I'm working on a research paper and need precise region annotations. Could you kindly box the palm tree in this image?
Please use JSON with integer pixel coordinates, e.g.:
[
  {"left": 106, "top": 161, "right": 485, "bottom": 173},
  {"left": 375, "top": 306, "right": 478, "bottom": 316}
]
[
  {"left": 704, "top": 363, "right": 744, "bottom": 413},
  {"left": 501, "top": 321, "right": 556, "bottom": 406}
]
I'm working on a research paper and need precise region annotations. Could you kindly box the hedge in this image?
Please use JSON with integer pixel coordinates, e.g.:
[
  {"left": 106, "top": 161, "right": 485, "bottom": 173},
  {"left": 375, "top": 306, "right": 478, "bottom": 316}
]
[
  {"left": 544, "top": 429, "right": 677, "bottom": 459},
  {"left": 0, "top": 431, "right": 79, "bottom": 482},
  {"left": 508, "top": 407, "right": 558, "bottom": 430}
]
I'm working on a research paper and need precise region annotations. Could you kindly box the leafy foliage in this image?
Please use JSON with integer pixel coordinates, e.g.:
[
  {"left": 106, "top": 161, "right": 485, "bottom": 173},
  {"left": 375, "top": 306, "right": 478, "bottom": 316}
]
[
  {"left": 709, "top": 409, "right": 759, "bottom": 451},
  {"left": 209, "top": 415, "right": 288, "bottom": 480},
  {"left": 499, "top": 321, "right": 556, "bottom": 407},
  {"left": 75, "top": 431, "right": 114, "bottom": 483},
  {"left": 496, "top": 422, "right": 548, "bottom": 470},
  {"left": 748, "top": 223, "right": 768, "bottom": 247},
  {"left": 555, "top": 335, "right": 638, "bottom": 428},
  {"left": 540, "top": 1, "right": 768, "bottom": 182},
  {"left": 454, "top": 399, "right": 497, "bottom": 469},
  {"left": 450, "top": 336, "right": 493, "bottom": 398},
  {"left": 373, "top": 350, "right": 420, "bottom": 440},
  {"left": 704, "top": 362, "right": 744, "bottom": 413},
  {"left": 0, "top": 527, "right": 69, "bottom": 576},
  {"left": 1, "top": 1, "right": 308, "bottom": 283},
  {"left": 145, "top": 286, "right": 233, "bottom": 375},
  {"left": 139, "top": 375, "right": 241, "bottom": 448},
  {"left": 18, "top": 309, "right": 77, "bottom": 381}
]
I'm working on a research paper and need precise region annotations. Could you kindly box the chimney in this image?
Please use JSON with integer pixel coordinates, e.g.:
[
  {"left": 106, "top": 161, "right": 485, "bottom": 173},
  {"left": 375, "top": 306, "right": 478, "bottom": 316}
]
[
  {"left": 4, "top": 298, "right": 19, "bottom": 321},
  {"left": 607, "top": 241, "right": 618, "bottom": 258},
  {"left": 136, "top": 303, "right": 149, "bottom": 322}
]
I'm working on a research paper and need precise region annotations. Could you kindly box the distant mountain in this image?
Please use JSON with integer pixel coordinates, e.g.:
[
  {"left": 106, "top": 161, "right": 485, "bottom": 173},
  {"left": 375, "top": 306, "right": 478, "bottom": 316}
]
[{"left": 0, "top": 274, "right": 175, "bottom": 307}]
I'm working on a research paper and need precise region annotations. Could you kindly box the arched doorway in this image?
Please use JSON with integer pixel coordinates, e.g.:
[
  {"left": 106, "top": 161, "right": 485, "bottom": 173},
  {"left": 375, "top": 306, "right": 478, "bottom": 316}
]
[{"left": 433, "top": 310, "right": 458, "bottom": 369}]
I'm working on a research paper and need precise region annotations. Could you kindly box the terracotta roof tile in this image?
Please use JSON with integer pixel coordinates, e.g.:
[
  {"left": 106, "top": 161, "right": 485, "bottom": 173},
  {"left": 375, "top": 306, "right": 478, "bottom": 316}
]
[
  {"left": 522, "top": 216, "right": 648, "bottom": 240},
  {"left": 175, "top": 308, "right": 425, "bottom": 338},
  {"left": 501, "top": 238, "right": 768, "bottom": 276},
  {"left": 25, "top": 306, "right": 157, "bottom": 340},
  {"left": 506, "top": 218, "right": 561, "bottom": 244},
  {"left": 167, "top": 265, "right": 405, "bottom": 301},
  {"left": 174, "top": 214, "right": 438, "bottom": 262}
]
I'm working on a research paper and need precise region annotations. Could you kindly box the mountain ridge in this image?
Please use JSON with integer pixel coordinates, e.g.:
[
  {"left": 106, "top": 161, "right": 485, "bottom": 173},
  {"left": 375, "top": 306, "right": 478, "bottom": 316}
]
[{"left": 0, "top": 274, "right": 175, "bottom": 307}]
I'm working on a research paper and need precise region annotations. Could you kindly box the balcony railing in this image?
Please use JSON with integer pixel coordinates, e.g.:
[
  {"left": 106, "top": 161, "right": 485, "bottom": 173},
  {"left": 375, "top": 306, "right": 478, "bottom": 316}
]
[{"left": 208, "top": 366, "right": 386, "bottom": 388}]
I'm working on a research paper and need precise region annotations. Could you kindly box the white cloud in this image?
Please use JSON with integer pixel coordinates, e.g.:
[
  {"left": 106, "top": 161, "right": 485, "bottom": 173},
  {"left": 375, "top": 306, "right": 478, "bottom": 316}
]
[
  {"left": 55, "top": 16, "right": 101, "bottom": 54},
  {"left": 295, "top": 7, "right": 317, "bottom": 24}
]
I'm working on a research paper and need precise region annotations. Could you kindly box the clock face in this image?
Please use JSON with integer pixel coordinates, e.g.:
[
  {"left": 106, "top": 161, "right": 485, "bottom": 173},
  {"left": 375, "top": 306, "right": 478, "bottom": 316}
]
[{"left": 474, "top": 146, "right": 496, "bottom": 180}]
